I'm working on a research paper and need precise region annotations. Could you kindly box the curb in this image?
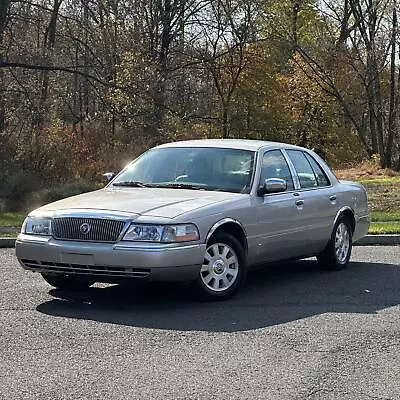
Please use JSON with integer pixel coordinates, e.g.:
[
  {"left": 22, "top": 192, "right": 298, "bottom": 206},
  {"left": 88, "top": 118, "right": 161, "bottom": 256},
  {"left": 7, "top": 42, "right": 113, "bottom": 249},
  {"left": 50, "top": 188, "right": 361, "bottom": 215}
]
[
  {"left": 355, "top": 234, "right": 400, "bottom": 246},
  {"left": 1, "top": 235, "right": 399, "bottom": 249},
  {"left": 0, "top": 238, "right": 17, "bottom": 248}
]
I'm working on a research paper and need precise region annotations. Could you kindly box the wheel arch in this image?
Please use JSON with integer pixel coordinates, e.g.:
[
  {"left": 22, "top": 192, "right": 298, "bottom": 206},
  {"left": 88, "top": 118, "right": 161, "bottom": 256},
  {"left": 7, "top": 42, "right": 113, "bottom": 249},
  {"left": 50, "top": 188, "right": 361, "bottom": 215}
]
[
  {"left": 205, "top": 218, "right": 248, "bottom": 253},
  {"left": 334, "top": 207, "right": 356, "bottom": 234}
]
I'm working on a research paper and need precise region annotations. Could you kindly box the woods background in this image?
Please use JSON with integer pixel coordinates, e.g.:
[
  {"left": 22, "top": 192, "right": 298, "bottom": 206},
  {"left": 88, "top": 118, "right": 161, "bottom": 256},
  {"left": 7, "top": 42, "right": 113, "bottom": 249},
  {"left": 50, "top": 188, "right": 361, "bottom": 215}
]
[{"left": 0, "top": 0, "right": 399, "bottom": 209}]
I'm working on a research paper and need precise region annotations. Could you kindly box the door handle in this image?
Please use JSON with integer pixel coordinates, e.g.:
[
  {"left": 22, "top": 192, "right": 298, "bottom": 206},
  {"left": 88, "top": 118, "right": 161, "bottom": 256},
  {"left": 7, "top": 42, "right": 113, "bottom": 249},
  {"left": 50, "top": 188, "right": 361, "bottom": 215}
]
[
  {"left": 295, "top": 199, "right": 304, "bottom": 206},
  {"left": 329, "top": 195, "right": 337, "bottom": 201}
]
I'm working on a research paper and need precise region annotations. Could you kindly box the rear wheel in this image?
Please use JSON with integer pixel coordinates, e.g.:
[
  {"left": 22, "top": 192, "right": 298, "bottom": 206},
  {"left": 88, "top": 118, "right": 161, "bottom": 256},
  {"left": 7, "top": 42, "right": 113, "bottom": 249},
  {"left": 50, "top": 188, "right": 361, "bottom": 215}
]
[
  {"left": 41, "top": 274, "right": 94, "bottom": 290},
  {"left": 194, "top": 233, "right": 247, "bottom": 300},
  {"left": 317, "top": 215, "right": 352, "bottom": 270}
]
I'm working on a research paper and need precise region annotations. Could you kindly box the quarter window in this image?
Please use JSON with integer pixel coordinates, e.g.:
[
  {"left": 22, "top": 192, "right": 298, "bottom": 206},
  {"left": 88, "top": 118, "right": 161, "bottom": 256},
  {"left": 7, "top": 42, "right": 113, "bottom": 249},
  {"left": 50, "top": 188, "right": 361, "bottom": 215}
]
[{"left": 260, "top": 150, "right": 294, "bottom": 191}]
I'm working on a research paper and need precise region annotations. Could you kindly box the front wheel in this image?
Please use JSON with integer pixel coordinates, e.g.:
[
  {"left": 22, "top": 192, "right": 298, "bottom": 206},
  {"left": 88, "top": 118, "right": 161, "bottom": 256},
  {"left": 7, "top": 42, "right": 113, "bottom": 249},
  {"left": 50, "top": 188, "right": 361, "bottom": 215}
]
[
  {"left": 317, "top": 215, "right": 353, "bottom": 270},
  {"left": 41, "top": 274, "right": 94, "bottom": 290},
  {"left": 194, "top": 233, "right": 247, "bottom": 300}
]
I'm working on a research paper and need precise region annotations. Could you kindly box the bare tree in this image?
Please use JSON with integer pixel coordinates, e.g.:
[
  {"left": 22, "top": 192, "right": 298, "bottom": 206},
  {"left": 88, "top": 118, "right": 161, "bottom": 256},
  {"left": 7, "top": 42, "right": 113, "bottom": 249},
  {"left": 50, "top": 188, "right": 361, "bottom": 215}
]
[
  {"left": 291, "top": 0, "right": 399, "bottom": 168},
  {"left": 191, "top": 0, "right": 258, "bottom": 138}
]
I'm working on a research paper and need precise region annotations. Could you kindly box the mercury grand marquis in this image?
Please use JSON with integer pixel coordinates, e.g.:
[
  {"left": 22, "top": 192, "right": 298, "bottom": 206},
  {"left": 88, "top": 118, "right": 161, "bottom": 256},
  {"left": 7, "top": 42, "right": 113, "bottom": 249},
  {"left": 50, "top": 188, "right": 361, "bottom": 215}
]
[{"left": 16, "top": 139, "right": 370, "bottom": 299}]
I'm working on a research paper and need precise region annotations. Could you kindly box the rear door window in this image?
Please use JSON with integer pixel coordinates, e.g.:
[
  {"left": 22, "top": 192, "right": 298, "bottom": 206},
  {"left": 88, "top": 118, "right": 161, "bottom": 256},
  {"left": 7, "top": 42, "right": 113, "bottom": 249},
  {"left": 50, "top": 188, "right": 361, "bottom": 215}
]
[
  {"left": 286, "top": 150, "right": 317, "bottom": 189},
  {"left": 303, "top": 153, "right": 330, "bottom": 186}
]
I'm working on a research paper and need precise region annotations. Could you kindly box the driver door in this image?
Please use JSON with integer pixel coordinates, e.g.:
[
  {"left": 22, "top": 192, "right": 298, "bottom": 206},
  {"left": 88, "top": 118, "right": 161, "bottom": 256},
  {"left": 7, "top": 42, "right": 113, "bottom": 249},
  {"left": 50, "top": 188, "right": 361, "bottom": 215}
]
[{"left": 252, "top": 149, "right": 305, "bottom": 263}]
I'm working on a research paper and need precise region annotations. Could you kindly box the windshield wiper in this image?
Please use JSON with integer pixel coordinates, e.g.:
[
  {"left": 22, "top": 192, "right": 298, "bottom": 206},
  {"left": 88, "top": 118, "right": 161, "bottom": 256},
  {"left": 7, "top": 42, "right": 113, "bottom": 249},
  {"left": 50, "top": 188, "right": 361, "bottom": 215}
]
[
  {"left": 112, "top": 181, "right": 152, "bottom": 188},
  {"left": 154, "top": 183, "right": 205, "bottom": 190}
]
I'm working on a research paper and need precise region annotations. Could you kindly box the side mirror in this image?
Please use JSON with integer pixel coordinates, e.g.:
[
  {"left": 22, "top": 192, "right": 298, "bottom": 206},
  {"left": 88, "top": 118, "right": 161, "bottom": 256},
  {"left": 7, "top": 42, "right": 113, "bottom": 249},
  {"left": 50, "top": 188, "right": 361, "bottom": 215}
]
[
  {"left": 103, "top": 172, "right": 116, "bottom": 183},
  {"left": 258, "top": 178, "right": 287, "bottom": 196}
]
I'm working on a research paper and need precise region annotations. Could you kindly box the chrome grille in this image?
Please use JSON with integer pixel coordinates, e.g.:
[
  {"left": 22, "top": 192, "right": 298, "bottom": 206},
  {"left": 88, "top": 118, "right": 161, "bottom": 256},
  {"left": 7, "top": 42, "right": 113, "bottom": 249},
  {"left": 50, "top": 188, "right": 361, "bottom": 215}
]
[{"left": 52, "top": 217, "right": 125, "bottom": 242}]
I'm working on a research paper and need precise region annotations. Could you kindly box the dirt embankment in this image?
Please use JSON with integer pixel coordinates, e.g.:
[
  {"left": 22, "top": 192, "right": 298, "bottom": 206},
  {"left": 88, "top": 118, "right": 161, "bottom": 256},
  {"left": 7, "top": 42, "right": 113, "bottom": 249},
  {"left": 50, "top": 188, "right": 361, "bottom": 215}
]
[{"left": 335, "top": 162, "right": 400, "bottom": 212}]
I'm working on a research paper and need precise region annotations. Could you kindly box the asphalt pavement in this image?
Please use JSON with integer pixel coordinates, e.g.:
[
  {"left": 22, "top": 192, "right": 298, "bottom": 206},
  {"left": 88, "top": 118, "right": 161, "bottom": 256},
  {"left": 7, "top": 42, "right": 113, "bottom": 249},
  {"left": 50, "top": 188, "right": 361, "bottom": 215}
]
[{"left": 1, "top": 246, "right": 399, "bottom": 399}]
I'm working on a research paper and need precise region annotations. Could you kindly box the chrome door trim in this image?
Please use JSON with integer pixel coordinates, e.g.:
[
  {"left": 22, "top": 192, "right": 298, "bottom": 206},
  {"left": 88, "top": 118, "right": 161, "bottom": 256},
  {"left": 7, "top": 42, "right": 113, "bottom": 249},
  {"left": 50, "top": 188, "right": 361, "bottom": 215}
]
[
  {"left": 281, "top": 148, "right": 300, "bottom": 190},
  {"left": 250, "top": 150, "right": 261, "bottom": 196}
]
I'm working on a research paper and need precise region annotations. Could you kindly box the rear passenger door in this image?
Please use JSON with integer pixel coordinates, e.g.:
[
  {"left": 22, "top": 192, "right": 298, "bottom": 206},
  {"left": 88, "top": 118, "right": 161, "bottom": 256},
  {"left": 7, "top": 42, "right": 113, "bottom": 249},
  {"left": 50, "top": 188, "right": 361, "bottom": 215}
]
[{"left": 284, "top": 149, "right": 338, "bottom": 254}]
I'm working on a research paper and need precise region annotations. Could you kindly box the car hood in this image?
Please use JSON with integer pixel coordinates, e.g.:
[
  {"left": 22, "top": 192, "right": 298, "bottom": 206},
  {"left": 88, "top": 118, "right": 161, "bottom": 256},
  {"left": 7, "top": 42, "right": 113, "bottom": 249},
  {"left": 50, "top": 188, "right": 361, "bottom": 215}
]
[{"left": 33, "top": 188, "right": 244, "bottom": 219}]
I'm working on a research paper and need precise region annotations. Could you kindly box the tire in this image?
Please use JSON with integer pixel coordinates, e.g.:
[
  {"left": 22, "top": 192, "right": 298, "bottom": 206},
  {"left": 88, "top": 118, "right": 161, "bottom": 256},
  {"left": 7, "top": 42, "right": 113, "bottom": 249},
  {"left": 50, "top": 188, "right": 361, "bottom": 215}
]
[
  {"left": 194, "top": 233, "right": 247, "bottom": 300},
  {"left": 41, "top": 273, "right": 94, "bottom": 290},
  {"left": 317, "top": 215, "right": 353, "bottom": 270}
]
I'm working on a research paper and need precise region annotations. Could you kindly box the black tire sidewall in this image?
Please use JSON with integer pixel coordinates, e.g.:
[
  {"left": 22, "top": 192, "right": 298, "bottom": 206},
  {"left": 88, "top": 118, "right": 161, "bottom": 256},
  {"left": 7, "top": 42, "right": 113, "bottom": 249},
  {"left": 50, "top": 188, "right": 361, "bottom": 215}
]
[{"left": 324, "top": 216, "right": 353, "bottom": 269}]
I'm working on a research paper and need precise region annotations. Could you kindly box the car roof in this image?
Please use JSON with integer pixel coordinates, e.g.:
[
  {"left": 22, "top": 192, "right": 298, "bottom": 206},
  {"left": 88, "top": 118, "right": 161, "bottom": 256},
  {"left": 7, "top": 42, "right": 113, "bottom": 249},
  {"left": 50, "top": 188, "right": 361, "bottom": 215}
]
[{"left": 155, "top": 139, "right": 306, "bottom": 152}]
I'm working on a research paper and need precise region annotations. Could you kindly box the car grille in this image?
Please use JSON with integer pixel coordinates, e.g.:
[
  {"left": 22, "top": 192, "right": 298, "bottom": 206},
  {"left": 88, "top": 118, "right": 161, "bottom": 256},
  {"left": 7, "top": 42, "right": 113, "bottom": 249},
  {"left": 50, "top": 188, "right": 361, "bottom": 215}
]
[
  {"left": 52, "top": 217, "right": 126, "bottom": 242},
  {"left": 20, "top": 259, "right": 150, "bottom": 278}
]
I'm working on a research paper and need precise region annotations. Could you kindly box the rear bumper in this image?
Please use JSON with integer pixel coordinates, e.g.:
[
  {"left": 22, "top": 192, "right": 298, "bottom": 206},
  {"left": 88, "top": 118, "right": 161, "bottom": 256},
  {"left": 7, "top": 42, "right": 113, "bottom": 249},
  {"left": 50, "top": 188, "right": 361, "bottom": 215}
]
[
  {"left": 16, "top": 234, "right": 205, "bottom": 282},
  {"left": 353, "top": 214, "right": 370, "bottom": 243}
]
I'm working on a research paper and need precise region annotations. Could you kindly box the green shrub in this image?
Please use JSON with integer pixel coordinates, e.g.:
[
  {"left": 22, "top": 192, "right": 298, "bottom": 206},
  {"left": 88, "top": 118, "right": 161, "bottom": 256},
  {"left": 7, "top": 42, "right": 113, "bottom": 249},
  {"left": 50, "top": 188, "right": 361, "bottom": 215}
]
[
  {"left": 0, "top": 170, "right": 43, "bottom": 211},
  {"left": 43, "top": 181, "right": 100, "bottom": 203},
  {"left": 0, "top": 170, "right": 101, "bottom": 212}
]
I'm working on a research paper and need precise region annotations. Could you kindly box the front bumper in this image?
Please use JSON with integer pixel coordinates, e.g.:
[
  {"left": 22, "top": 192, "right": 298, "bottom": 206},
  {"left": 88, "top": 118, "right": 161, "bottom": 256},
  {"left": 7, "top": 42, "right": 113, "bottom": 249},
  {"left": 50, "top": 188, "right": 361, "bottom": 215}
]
[{"left": 16, "top": 234, "right": 206, "bottom": 282}]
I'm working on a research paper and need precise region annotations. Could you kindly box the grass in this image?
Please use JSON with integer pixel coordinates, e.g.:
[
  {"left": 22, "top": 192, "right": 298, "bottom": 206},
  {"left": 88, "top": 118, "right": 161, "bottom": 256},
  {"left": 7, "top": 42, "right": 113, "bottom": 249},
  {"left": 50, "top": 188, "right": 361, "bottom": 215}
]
[
  {"left": 0, "top": 212, "right": 24, "bottom": 238},
  {"left": 349, "top": 168, "right": 400, "bottom": 233},
  {"left": 358, "top": 177, "right": 400, "bottom": 186},
  {"left": 368, "top": 223, "right": 400, "bottom": 235},
  {"left": 0, "top": 232, "right": 18, "bottom": 238},
  {"left": 0, "top": 212, "right": 25, "bottom": 227},
  {"left": 371, "top": 211, "right": 400, "bottom": 222}
]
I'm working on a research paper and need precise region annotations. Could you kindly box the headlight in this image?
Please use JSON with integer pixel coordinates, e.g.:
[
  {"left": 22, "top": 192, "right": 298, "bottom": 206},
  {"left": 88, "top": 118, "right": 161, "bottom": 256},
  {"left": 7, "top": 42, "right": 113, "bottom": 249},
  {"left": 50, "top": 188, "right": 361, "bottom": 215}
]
[
  {"left": 123, "top": 224, "right": 164, "bottom": 242},
  {"left": 162, "top": 224, "right": 199, "bottom": 243},
  {"left": 22, "top": 217, "right": 52, "bottom": 236},
  {"left": 122, "top": 223, "right": 199, "bottom": 243}
]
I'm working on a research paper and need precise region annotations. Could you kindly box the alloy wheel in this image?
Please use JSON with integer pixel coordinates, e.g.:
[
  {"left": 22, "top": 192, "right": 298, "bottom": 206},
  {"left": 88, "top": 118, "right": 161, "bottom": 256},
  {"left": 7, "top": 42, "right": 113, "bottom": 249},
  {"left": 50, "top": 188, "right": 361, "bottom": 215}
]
[
  {"left": 200, "top": 242, "right": 239, "bottom": 292},
  {"left": 335, "top": 222, "right": 350, "bottom": 264}
]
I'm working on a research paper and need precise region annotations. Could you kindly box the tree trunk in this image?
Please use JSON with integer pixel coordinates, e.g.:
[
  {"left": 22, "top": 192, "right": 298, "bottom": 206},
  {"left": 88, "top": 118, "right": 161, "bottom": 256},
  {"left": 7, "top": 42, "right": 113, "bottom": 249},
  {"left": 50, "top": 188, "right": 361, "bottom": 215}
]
[
  {"left": 176, "top": 1, "right": 186, "bottom": 113},
  {"left": 384, "top": 5, "right": 398, "bottom": 168},
  {"left": 365, "top": 44, "right": 379, "bottom": 155},
  {"left": 153, "top": 0, "right": 172, "bottom": 136},
  {"left": 0, "top": 49, "right": 5, "bottom": 133},
  {"left": 292, "top": 1, "right": 300, "bottom": 45},
  {"left": 36, "top": 0, "right": 63, "bottom": 128},
  {"left": 372, "top": 55, "right": 385, "bottom": 164},
  {"left": 0, "top": 0, "right": 11, "bottom": 132},
  {"left": 222, "top": 104, "right": 230, "bottom": 139},
  {"left": 81, "top": 0, "right": 90, "bottom": 137}
]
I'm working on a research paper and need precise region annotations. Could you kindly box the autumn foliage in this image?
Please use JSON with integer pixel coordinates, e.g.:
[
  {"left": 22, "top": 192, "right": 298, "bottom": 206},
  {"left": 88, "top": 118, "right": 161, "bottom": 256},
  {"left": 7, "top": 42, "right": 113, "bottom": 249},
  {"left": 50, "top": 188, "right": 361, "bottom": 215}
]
[{"left": 0, "top": 0, "right": 399, "bottom": 209}]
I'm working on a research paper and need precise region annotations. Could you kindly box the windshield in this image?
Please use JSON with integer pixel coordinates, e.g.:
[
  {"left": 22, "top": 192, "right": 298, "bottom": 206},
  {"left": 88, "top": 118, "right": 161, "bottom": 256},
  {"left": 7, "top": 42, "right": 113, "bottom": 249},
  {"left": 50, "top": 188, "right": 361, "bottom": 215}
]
[{"left": 111, "top": 147, "right": 255, "bottom": 194}]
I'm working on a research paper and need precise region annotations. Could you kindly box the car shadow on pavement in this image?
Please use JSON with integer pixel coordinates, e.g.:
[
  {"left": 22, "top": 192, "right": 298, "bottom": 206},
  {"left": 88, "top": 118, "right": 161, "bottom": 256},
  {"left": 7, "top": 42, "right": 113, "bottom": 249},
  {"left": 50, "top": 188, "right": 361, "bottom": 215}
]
[{"left": 36, "top": 259, "right": 400, "bottom": 332}]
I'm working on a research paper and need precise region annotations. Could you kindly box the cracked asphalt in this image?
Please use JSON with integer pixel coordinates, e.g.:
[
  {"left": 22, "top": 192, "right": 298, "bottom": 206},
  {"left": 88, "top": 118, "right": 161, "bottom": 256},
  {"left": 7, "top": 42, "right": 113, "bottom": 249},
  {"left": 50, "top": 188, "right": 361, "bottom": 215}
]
[{"left": 1, "top": 246, "right": 399, "bottom": 400}]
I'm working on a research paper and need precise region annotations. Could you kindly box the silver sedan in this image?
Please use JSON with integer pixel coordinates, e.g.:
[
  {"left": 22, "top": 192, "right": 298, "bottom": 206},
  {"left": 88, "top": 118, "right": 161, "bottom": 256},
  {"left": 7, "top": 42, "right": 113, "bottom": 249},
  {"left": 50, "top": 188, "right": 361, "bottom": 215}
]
[{"left": 16, "top": 139, "right": 370, "bottom": 299}]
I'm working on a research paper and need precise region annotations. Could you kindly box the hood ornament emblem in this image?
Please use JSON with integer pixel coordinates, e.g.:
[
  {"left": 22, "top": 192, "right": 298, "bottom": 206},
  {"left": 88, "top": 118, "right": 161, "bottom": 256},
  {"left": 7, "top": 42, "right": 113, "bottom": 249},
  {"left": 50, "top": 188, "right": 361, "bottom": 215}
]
[{"left": 80, "top": 223, "right": 91, "bottom": 235}]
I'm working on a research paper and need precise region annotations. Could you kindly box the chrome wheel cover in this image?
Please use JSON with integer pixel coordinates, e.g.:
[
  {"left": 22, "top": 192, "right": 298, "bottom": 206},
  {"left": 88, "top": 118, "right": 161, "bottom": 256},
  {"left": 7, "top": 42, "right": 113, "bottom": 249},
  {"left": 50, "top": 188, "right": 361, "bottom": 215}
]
[
  {"left": 335, "top": 222, "right": 350, "bottom": 263},
  {"left": 201, "top": 242, "right": 239, "bottom": 292}
]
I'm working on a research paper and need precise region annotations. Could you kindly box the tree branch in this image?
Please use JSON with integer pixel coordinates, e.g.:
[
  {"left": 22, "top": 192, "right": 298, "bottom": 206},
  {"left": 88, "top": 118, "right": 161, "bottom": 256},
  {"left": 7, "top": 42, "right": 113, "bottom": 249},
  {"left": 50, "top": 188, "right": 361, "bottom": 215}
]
[{"left": 0, "top": 61, "right": 116, "bottom": 88}]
